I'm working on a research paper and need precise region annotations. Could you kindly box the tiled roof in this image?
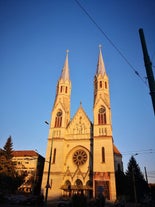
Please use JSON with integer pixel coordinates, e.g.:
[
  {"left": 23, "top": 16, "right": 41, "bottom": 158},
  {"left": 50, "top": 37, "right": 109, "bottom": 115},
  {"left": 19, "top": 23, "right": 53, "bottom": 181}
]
[
  {"left": 12, "top": 150, "right": 38, "bottom": 157},
  {"left": 113, "top": 145, "right": 122, "bottom": 157}
]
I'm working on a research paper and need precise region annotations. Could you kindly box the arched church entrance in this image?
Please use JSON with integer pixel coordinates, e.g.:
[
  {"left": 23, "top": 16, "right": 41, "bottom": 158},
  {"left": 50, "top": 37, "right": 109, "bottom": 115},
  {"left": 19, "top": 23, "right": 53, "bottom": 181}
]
[{"left": 61, "top": 179, "right": 93, "bottom": 198}]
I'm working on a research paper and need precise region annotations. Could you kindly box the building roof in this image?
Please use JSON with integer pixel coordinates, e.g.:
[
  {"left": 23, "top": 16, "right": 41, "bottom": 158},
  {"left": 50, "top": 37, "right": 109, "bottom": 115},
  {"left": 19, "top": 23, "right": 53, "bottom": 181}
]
[
  {"left": 12, "top": 150, "right": 38, "bottom": 157},
  {"left": 113, "top": 145, "right": 122, "bottom": 157}
]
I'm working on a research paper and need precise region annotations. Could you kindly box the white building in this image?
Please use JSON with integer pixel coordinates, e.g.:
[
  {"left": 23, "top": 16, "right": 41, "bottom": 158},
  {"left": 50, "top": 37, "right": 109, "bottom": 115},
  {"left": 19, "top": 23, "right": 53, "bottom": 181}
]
[{"left": 12, "top": 150, "right": 44, "bottom": 194}]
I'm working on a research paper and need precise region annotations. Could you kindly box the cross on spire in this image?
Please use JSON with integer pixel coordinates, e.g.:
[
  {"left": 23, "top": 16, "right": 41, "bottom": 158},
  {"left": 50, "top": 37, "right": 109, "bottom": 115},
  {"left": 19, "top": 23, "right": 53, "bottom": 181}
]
[{"left": 99, "top": 44, "right": 102, "bottom": 50}]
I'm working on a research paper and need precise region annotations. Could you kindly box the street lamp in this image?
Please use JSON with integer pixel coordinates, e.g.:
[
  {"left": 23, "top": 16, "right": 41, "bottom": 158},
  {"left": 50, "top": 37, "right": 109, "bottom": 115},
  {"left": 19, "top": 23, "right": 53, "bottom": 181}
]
[{"left": 44, "top": 121, "right": 53, "bottom": 206}]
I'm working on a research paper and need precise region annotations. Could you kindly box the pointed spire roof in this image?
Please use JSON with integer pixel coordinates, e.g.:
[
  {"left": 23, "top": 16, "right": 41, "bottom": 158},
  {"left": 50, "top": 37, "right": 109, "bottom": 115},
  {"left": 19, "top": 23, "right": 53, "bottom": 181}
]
[
  {"left": 61, "top": 50, "right": 70, "bottom": 81},
  {"left": 96, "top": 45, "right": 106, "bottom": 76}
]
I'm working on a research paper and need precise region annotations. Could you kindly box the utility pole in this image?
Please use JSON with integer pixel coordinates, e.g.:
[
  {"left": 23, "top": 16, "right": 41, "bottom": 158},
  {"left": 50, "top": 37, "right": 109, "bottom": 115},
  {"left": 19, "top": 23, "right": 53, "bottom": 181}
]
[
  {"left": 144, "top": 166, "right": 148, "bottom": 183},
  {"left": 44, "top": 121, "right": 53, "bottom": 207},
  {"left": 44, "top": 138, "right": 53, "bottom": 206},
  {"left": 139, "top": 28, "right": 155, "bottom": 115}
]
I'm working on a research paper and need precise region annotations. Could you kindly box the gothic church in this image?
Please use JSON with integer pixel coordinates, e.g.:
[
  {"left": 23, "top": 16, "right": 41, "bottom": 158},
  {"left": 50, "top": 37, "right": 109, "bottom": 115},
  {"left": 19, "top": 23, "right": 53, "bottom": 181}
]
[{"left": 41, "top": 47, "right": 123, "bottom": 201}]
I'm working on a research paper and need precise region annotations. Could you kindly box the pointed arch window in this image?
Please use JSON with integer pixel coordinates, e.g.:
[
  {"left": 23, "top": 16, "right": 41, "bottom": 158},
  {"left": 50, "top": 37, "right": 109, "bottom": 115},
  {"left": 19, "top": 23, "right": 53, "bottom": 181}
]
[
  {"left": 105, "top": 82, "right": 107, "bottom": 89},
  {"left": 65, "top": 180, "right": 71, "bottom": 186},
  {"left": 75, "top": 179, "right": 83, "bottom": 187},
  {"left": 60, "top": 86, "right": 63, "bottom": 93},
  {"left": 65, "top": 180, "right": 71, "bottom": 191},
  {"left": 102, "top": 147, "right": 105, "bottom": 163},
  {"left": 52, "top": 148, "right": 56, "bottom": 164},
  {"left": 65, "top": 86, "right": 68, "bottom": 93},
  {"left": 55, "top": 110, "right": 62, "bottom": 127},
  {"left": 99, "top": 81, "right": 102, "bottom": 88},
  {"left": 98, "top": 106, "right": 106, "bottom": 125}
]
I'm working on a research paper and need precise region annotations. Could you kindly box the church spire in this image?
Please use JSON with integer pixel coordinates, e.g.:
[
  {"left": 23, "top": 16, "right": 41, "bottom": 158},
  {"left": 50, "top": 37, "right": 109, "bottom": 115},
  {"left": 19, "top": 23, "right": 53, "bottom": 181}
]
[
  {"left": 60, "top": 50, "right": 70, "bottom": 81},
  {"left": 52, "top": 49, "right": 71, "bottom": 127},
  {"left": 96, "top": 45, "right": 106, "bottom": 76}
]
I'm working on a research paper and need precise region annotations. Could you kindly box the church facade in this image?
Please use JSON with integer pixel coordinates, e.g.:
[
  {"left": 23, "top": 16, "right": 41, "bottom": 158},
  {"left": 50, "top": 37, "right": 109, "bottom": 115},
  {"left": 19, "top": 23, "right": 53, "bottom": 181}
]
[{"left": 41, "top": 47, "right": 123, "bottom": 202}]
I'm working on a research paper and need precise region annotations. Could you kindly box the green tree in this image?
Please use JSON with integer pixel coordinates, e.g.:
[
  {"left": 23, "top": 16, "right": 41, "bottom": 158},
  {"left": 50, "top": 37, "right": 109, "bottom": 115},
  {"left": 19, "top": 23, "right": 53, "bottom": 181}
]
[
  {"left": 0, "top": 136, "right": 15, "bottom": 176},
  {"left": 3, "top": 136, "right": 13, "bottom": 160},
  {"left": 0, "top": 136, "right": 25, "bottom": 194},
  {"left": 125, "top": 156, "right": 149, "bottom": 202},
  {"left": 115, "top": 167, "right": 127, "bottom": 199}
]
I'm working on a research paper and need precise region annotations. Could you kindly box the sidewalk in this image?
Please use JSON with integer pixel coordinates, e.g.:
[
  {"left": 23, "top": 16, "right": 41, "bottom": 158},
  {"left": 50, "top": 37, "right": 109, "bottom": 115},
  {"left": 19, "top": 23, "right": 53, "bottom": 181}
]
[{"left": 0, "top": 201, "right": 142, "bottom": 207}]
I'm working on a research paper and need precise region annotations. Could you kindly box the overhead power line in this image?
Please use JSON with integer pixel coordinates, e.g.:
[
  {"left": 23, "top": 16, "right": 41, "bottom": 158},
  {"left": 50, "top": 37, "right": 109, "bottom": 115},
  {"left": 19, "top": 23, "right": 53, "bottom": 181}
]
[
  {"left": 74, "top": 0, "right": 147, "bottom": 86},
  {"left": 122, "top": 148, "right": 155, "bottom": 156}
]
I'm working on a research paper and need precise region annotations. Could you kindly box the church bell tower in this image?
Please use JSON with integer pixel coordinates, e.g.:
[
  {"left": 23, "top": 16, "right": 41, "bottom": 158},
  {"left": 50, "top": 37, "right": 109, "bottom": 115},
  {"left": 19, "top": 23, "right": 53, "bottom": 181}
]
[
  {"left": 42, "top": 50, "right": 72, "bottom": 199},
  {"left": 93, "top": 45, "right": 116, "bottom": 200}
]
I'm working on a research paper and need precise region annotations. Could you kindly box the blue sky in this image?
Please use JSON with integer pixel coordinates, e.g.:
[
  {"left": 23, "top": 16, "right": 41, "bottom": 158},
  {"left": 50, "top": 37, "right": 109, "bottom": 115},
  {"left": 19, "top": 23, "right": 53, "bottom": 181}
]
[{"left": 0, "top": 0, "right": 155, "bottom": 182}]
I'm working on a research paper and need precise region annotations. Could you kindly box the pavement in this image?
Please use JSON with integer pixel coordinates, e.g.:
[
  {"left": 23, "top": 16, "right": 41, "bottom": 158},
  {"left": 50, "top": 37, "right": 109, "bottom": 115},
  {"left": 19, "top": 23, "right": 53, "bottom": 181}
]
[{"left": 0, "top": 201, "right": 145, "bottom": 207}]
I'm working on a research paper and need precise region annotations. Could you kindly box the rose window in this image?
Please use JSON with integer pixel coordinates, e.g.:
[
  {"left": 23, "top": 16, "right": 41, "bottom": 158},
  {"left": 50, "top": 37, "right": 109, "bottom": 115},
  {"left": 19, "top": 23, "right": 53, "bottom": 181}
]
[{"left": 73, "top": 150, "right": 87, "bottom": 166}]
